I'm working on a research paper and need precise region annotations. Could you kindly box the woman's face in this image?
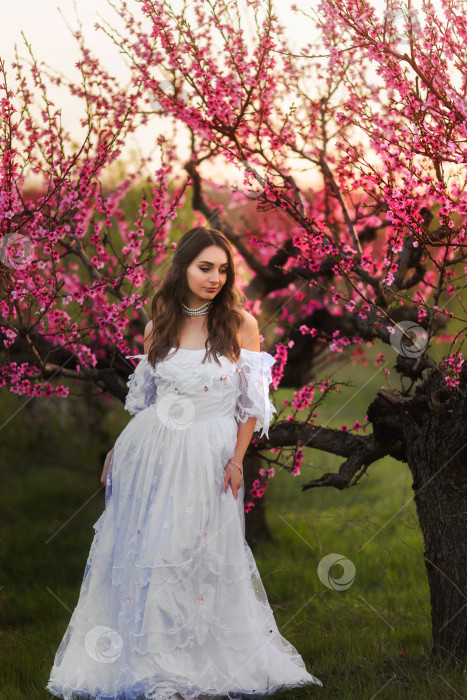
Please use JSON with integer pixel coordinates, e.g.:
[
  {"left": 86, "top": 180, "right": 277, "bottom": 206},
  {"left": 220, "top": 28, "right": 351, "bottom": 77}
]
[{"left": 185, "top": 245, "right": 229, "bottom": 305}]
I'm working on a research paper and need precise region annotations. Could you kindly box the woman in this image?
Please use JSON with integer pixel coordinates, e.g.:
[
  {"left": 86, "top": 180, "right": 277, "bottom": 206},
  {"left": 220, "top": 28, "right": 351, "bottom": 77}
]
[{"left": 46, "top": 226, "right": 323, "bottom": 699}]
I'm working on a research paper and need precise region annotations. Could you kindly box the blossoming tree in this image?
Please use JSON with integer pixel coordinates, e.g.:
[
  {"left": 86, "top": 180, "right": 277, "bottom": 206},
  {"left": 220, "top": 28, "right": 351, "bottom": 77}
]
[{"left": 1, "top": 0, "right": 466, "bottom": 660}]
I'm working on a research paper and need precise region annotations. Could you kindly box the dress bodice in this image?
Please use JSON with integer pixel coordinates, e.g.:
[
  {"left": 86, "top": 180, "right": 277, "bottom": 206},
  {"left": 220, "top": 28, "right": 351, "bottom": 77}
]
[{"left": 123, "top": 347, "right": 277, "bottom": 438}]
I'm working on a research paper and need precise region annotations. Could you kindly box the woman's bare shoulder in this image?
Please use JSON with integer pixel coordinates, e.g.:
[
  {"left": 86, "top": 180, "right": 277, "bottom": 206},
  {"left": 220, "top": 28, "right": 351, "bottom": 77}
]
[
  {"left": 238, "top": 308, "right": 258, "bottom": 325},
  {"left": 238, "top": 308, "right": 258, "bottom": 327},
  {"left": 237, "top": 309, "right": 260, "bottom": 351}
]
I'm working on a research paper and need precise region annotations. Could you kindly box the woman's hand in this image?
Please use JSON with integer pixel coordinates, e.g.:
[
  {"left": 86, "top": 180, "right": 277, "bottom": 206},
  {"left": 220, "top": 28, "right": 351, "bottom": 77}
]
[
  {"left": 100, "top": 447, "right": 114, "bottom": 486},
  {"left": 223, "top": 462, "right": 243, "bottom": 499}
]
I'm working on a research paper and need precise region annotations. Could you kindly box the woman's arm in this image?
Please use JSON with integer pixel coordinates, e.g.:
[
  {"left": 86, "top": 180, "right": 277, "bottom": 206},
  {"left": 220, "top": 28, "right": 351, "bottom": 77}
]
[
  {"left": 100, "top": 447, "right": 114, "bottom": 486},
  {"left": 224, "top": 312, "right": 261, "bottom": 498},
  {"left": 223, "top": 416, "right": 256, "bottom": 499}
]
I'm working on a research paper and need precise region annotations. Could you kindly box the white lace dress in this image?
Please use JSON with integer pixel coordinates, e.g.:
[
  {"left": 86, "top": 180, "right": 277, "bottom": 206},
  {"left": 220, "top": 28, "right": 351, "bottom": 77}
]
[{"left": 46, "top": 347, "right": 323, "bottom": 699}]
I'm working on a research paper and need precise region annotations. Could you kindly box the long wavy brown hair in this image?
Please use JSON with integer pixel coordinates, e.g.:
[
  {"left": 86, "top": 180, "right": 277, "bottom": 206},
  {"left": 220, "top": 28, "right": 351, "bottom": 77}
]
[{"left": 146, "top": 227, "right": 246, "bottom": 367}]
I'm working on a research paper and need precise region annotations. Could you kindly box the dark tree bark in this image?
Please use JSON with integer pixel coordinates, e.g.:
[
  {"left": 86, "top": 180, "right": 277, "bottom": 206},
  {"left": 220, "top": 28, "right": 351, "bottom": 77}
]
[
  {"left": 367, "top": 367, "right": 467, "bottom": 662},
  {"left": 411, "top": 436, "right": 467, "bottom": 662}
]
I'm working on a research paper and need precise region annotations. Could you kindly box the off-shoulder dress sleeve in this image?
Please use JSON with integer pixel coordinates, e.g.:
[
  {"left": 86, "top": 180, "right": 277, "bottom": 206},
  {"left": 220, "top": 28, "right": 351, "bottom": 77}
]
[
  {"left": 124, "top": 354, "right": 158, "bottom": 415},
  {"left": 234, "top": 349, "right": 277, "bottom": 439}
]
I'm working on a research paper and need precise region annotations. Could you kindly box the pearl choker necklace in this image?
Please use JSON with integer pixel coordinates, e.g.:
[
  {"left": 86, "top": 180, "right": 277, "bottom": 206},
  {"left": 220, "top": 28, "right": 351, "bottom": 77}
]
[{"left": 181, "top": 300, "right": 213, "bottom": 316}]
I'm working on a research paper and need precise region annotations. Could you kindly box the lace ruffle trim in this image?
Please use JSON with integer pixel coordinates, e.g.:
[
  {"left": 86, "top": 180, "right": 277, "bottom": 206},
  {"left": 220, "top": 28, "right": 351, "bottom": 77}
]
[
  {"left": 234, "top": 351, "right": 277, "bottom": 439},
  {"left": 46, "top": 675, "right": 322, "bottom": 700}
]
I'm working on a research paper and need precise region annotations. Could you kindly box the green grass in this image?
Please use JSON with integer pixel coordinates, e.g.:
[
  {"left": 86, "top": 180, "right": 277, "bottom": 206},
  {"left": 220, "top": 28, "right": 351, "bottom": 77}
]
[
  {"left": 0, "top": 357, "right": 465, "bottom": 699},
  {"left": 258, "top": 459, "right": 437, "bottom": 699}
]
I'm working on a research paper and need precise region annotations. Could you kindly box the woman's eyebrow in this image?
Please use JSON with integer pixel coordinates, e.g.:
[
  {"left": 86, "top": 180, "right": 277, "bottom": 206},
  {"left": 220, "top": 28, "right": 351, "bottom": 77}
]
[{"left": 198, "top": 261, "right": 228, "bottom": 266}]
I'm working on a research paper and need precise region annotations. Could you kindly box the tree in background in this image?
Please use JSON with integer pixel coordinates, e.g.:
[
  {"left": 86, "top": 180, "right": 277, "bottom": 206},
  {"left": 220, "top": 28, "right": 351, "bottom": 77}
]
[{"left": 1, "top": 0, "right": 466, "bottom": 660}]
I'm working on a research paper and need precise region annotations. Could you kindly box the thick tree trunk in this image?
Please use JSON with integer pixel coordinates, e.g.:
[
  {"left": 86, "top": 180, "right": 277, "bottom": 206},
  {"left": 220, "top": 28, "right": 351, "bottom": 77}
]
[
  {"left": 368, "top": 369, "right": 467, "bottom": 661},
  {"left": 407, "top": 425, "right": 467, "bottom": 661}
]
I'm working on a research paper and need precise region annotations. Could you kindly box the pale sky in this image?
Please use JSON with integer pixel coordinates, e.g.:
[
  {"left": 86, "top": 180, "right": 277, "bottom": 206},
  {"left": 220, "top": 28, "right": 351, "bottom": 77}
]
[
  {"left": 2, "top": 1, "right": 315, "bottom": 130},
  {"left": 2, "top": 0, "right": 426, "bottom": 187},
  {"left": 2, "top": 0, "right": 327, "bottom": 185}
]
